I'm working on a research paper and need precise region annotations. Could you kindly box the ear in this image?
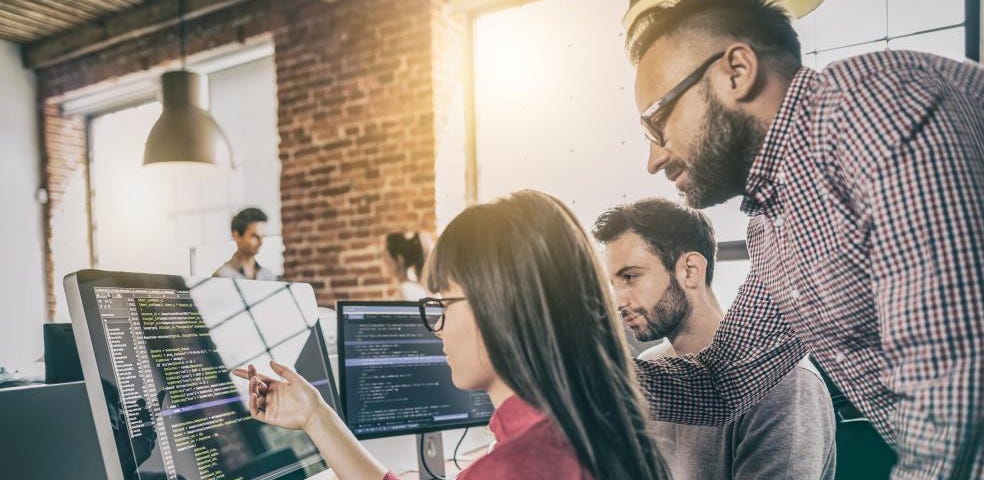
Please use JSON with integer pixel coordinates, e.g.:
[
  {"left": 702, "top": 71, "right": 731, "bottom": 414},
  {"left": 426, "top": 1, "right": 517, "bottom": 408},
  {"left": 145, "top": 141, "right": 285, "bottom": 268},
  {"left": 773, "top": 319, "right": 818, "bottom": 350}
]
[
  {"left": 674, "top": 252, "right": 708, "bottom": 290},
  {"left": 713, "top": 42, "right": 762, "bottom": 104}
]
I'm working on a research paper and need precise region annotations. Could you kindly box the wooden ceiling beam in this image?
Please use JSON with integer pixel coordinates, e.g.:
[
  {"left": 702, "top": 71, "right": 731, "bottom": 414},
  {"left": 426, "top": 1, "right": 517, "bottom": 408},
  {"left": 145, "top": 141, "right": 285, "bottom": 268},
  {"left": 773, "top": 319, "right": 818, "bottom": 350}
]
[
  {"left": 0, "top": 13, "right": 64, "bottom": 45},
  {"left": 88, "top": 0, "right": 140, "bottom": 10},
  {"left": 0, "top": 5, "right": 74, "bottom": 33},
  {"left": 43, "top": 0, "right": 112, "bottom": 18},
  {"left": 23, "top": 0, "right": 247, "bottom": 69},
  {"left": 3, "top": 0, "right": 89, "bottom": 27},
  {"left": 0, "top": 22, "right": 39, "bottom": 44}
]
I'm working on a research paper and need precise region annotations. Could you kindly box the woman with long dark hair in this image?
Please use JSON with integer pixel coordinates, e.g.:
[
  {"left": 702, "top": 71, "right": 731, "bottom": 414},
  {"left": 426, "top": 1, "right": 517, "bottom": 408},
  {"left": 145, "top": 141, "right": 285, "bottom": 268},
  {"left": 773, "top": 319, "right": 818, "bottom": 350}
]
[
  {"left": 382, "top": 231, "right": 429, "bottom": 300},
  {"left": 234, "top": 190, "right": 668, "bottom": 479}
]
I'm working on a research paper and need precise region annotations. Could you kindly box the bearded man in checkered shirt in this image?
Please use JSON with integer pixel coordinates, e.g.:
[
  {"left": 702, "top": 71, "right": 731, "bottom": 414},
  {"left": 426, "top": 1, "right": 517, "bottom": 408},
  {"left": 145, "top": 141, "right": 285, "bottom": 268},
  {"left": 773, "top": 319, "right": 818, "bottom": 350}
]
[{"left": 622, "top": 1, "right": 983, "bottom": 478}]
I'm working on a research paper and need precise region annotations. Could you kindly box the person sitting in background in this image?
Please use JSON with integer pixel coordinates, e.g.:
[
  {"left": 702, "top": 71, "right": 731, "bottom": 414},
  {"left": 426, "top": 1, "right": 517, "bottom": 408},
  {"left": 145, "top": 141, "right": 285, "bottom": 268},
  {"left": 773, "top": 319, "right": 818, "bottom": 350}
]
[
  {"left": 383, "top": 231, "right": 429, "bottom": 300},
  {"left": 213, "top": 207, "right": 277, "bottom": 281},
  {"left": 594, "top": 197, "right": 835, "bottom": 480},
  {"left": 234, "top": 190, "right": 669, "bottom": 480}
]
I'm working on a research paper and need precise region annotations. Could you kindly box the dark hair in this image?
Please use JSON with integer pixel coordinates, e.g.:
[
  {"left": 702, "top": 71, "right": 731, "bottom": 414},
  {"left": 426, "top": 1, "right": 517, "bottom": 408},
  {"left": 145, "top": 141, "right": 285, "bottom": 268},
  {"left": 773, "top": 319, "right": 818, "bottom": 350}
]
[
  {"left": 424, "top": 190, "right": 669, "bottom": 479},
  {"left": 593, "top": 197, "right": 717, "bottom": 285},
  {"left": 385, "top": 232, "right": 426, "bottom": 279},
  {"left": 625, "top": 0, "right": 801, "bottom": 76},
  {"left": 231, "top": 207, "right": 268, "bottom": 236}
]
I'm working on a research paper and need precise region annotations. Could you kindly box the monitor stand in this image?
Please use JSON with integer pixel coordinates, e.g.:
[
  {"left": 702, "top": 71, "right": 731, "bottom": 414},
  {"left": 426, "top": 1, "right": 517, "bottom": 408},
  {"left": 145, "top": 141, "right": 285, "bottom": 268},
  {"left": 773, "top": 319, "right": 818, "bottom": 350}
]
[{"left": 417, "top": 431, "right": 446, "bottom": 479}]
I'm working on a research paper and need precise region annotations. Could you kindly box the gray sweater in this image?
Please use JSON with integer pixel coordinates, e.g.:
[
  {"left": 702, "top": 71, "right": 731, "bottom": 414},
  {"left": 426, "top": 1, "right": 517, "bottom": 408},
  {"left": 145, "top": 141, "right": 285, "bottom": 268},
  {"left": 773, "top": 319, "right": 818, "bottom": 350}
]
[{"left": 640, "top": 345, "right": 836, "bottom": 480}]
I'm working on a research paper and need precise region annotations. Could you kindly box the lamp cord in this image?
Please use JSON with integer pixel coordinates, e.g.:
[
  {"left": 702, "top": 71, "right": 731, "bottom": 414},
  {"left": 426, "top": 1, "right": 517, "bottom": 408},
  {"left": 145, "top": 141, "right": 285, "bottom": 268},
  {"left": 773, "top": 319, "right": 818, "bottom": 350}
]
[{"left": 178, "top": 0, "right": 187, "bottom": 68}]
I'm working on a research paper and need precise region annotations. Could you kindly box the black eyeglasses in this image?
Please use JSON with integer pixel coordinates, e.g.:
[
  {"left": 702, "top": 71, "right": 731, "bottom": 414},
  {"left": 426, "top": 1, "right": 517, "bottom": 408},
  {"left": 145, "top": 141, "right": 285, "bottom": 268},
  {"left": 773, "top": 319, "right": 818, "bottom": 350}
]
[
  {"left": 418, "top": 297, "right": 467, "bottom": 332},
  {"left": 640, "top": 51, "right": 724, "bottom": 147}
]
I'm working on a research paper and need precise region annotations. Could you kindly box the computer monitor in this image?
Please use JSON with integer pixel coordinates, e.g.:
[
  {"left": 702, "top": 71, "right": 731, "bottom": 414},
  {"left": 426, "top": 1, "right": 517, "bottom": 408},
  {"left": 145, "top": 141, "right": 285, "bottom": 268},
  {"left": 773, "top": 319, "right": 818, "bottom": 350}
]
[
  {"left": 65, "top": 269, "right": 340, "bottom": 480},
  {"left": 336, "top": 301, "right": 494, "bottom": 440},
  {"left": 43, "top": 322, "right": 83, "bottom": 384}
]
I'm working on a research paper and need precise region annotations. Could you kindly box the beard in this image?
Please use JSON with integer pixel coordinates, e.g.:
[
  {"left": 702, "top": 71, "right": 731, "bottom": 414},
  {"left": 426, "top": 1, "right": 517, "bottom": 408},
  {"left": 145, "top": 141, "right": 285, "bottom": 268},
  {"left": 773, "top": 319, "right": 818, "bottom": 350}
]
[
  {"left": 675, "top": 83, "right": 767, "bottom": 209},
  {"left": 622, "top": 276, "right": 692, "bottom": 342}
]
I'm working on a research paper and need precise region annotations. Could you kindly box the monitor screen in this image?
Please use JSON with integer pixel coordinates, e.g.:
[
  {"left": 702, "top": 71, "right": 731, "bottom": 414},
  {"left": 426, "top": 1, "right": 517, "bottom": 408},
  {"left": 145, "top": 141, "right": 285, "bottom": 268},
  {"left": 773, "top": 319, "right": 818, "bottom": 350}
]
[
  {"left": 65, "top": 270, "right": 339, "bottom": 480},
  {"left": 336, "top": 301, "right": 493, "bottom": 439}
]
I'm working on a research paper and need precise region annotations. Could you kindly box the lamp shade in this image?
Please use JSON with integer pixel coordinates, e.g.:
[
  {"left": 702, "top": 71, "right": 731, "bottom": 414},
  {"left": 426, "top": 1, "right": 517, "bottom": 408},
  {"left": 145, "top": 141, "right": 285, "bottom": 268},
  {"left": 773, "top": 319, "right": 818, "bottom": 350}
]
[
  {"left": 781, "top": 0, "right": 823, "bottom": 18},
  {"left": 143, "top": 70, "right": 232, "bottom": 169}
]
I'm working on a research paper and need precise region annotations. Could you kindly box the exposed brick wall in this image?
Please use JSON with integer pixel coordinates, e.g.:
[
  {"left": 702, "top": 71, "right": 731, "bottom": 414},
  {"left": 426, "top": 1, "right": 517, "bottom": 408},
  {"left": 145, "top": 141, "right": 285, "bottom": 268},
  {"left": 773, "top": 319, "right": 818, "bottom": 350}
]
[
  {"left": 40, "top": 101, "right": 88, "bottom": 320},
  {"left": 36, "top": 0, "right": 462, "bottom": 316},
  {"left": 277, "top": 0, "right": 443, "bottom": 303}
]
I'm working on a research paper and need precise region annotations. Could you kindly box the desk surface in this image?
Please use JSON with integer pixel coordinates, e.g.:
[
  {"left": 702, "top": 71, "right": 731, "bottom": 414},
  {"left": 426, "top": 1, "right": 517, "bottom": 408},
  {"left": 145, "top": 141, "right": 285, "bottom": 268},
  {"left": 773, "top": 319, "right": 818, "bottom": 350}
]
[
  {"left": 0, "top": 382, "right": 493, "bottom": 480},
  {"left": 328, "top": 444, "right": 489, "bottom": 480},
  {"left": 0, "top": 381, "right": 107, "bottom": 480}
]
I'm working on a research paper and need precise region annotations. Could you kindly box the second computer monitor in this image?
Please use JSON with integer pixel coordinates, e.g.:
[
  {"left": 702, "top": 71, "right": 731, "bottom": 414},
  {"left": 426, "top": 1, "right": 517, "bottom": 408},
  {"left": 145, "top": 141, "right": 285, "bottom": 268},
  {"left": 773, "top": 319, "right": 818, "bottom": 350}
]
[{"left": 336, "top": 301, "right": 493, "bottom": 439}]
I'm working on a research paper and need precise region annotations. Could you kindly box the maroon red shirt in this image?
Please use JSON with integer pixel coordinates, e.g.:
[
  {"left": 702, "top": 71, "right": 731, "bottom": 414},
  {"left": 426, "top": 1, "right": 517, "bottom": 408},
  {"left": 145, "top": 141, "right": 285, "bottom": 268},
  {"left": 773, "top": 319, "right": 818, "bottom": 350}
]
[
  {"left": 459, "top": 396, "right": 591, "bottom": 480},
  {"left": 382, "top": 395, "right": 591, "bottom": 480}
]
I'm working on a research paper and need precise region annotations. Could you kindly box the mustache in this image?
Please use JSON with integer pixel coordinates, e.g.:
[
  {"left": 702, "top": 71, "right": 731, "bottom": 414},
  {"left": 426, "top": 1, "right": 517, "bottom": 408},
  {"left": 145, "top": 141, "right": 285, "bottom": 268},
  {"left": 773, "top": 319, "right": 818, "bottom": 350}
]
[
  {"left": 664, "top": 160, "right": 686, "bottom": 181},
  {"left": 619, "top": 307, "right": 648, "bottom": 319}
]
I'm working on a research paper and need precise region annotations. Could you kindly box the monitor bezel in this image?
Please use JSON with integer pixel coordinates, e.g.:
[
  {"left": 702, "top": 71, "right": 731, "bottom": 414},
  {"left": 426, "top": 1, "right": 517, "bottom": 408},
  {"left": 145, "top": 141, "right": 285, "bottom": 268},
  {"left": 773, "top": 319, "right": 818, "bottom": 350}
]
[
  {"left": 305, "top": 319, "right": 342, "bottom": 413},
  {"left": 66, "top": 270, "right": 126, "bottom": 480},
  {"left": 66, "top": 269, "right": 337, "bottom": 480},
  {"left": 335, "top": 300, "right": 492, "bottom": 440}
]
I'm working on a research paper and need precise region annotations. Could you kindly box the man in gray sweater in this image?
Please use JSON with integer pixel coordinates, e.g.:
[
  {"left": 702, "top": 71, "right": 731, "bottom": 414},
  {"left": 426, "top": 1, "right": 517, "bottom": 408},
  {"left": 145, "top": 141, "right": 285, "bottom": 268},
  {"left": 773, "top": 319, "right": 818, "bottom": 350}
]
[{"left": 594, "top": 197, "right": 835, "bottom": 480}]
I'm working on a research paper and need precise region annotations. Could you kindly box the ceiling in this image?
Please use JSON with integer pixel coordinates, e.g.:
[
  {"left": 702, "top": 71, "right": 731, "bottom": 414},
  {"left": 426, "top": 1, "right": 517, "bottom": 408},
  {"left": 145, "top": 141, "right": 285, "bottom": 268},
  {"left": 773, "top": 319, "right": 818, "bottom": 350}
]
[{"left": 0, "top": 0, "right": 147, "bottom": 44}]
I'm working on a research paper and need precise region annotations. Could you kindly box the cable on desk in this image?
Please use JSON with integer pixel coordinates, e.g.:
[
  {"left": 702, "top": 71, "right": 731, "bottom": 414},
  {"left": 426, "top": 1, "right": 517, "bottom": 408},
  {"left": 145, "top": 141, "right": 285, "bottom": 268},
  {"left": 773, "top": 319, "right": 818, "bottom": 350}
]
[{"left": 452, "top": 427, "right": 469, "bottom": 471}]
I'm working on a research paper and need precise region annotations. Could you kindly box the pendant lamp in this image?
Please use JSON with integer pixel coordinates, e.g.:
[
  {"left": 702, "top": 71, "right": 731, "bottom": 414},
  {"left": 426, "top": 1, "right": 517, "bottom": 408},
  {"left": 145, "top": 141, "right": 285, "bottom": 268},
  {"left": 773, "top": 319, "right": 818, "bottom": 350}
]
[
  {"left": 143, "top": 0, "right": 231, "bottom": 170},
  {"left": 782, "top": 0, "right": 823, "bottom": 18}
]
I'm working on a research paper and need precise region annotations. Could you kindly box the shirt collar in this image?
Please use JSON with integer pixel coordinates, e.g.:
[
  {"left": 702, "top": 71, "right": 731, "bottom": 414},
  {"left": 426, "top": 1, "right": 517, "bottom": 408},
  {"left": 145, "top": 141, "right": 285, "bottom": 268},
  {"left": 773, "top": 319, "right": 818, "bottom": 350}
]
[
  {"left": 247, "top": 261, "right": 264, "bottom": 274},
  {"left": 488, "top": 395, "right": 545, "bottom": 443},
  {"left": 228, "top": 257, "right": 263, "bottom": 275},
  {"left": 741, "top": 67, "right": 821, "bottom": 215}
]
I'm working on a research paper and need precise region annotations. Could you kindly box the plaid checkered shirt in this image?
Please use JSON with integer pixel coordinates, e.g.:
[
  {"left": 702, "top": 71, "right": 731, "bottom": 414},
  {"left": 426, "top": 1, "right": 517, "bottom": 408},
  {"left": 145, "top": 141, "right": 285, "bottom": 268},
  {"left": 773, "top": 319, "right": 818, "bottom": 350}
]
[{"left": 635, "top": 50, "right": 983, "bottom": 479}]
